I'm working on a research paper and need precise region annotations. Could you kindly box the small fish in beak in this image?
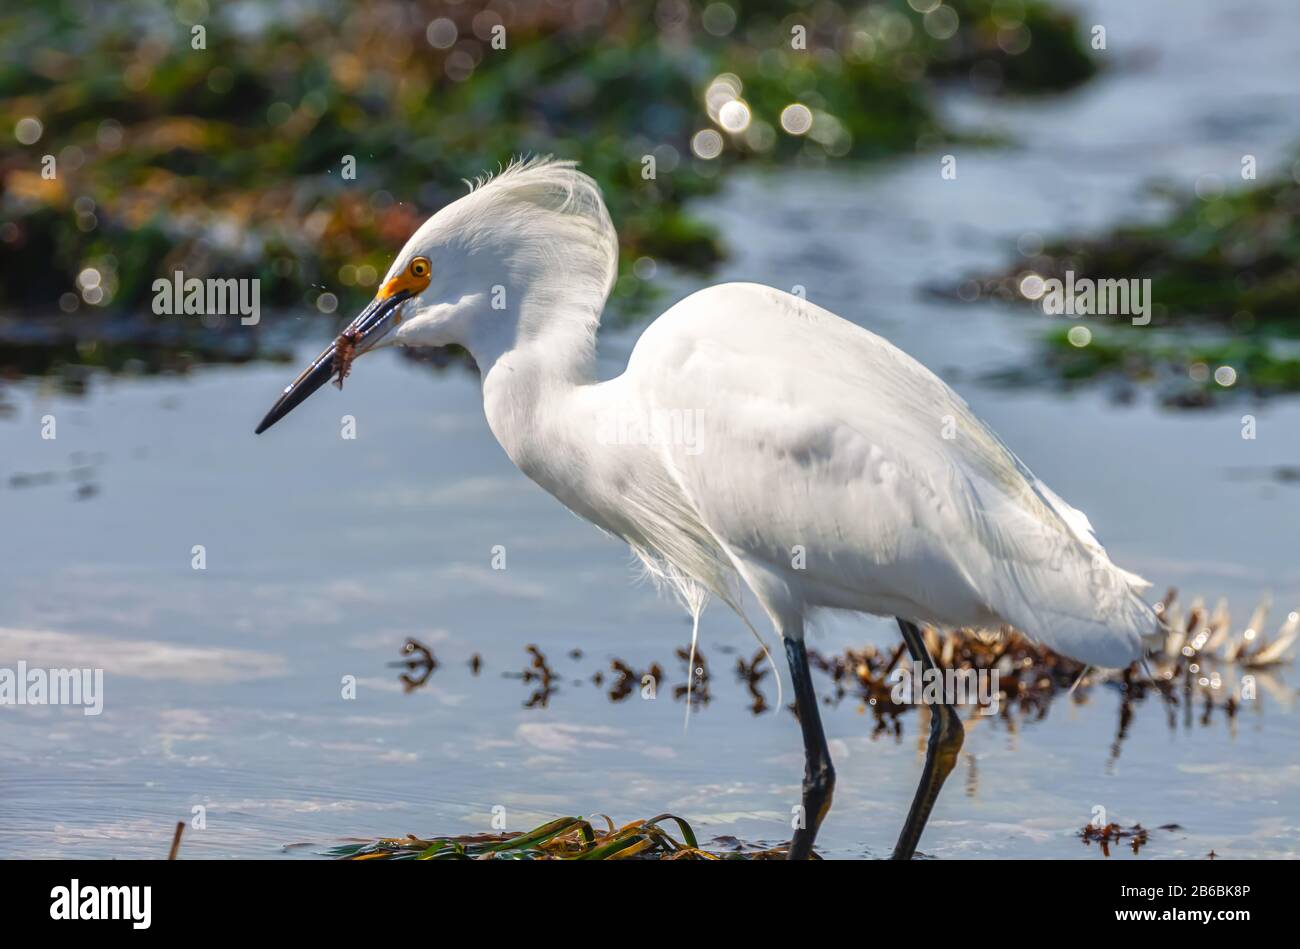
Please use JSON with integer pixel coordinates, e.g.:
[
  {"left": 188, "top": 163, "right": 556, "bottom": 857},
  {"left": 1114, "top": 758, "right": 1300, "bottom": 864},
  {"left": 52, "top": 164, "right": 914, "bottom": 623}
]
[
  {"left": 255, "top": 255, "right": 431, "bottom": 434},
  {"left": 333, "top": 329, "right": 358, "bottom": 389},
  {"left": 253, "top": 290, "right": 408, "bottom": 434}
]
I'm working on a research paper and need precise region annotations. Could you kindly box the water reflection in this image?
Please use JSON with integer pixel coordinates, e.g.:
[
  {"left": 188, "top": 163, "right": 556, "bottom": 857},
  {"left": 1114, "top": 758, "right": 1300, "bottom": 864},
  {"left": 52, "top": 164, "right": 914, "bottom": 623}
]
[
  {"left": 736, "top": 649, "right": 772, "bottom": 716},
  {"left": 509, "top": 645, "right": 558, "bottom": 710},
  {"left": 391, "top": 589, "right": 1292, "bottom": 761},
  {"left": 1079, "top": 822, "right": 1151, "bottom": 857},
  {"left": 387, "top": 638, "right": 437, "bottom": 694},
  {"left": 604, "top": 658, "right": 665, "bottom": 704}
]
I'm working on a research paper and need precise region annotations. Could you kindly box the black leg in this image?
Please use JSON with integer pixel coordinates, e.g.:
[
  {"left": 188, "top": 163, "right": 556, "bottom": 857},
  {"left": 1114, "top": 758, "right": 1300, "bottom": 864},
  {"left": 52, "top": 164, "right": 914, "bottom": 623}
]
[
  {"left": 785, "top": 637, "right": 835, "bottom": 860},
  {"left": 892, "top": 618, "right": 965, "bottom": 860}
]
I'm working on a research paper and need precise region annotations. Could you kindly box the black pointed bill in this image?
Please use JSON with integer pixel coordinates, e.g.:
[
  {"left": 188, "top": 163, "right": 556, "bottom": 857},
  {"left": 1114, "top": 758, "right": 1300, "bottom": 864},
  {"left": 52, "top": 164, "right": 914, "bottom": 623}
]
[{"left": 255, "top": 289, "right": 411, "bottom": 434}]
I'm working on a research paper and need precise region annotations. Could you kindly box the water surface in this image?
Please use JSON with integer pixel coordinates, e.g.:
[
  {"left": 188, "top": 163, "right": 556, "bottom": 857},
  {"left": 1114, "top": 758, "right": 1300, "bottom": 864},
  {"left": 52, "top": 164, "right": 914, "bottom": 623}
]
[{"left": 2, "top": 0, "right": 1298, "bottom": 858}]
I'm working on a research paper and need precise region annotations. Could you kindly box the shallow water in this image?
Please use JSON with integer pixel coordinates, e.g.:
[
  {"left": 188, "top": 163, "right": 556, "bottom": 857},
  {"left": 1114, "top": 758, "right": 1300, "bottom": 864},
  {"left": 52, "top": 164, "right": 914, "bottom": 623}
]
[{"left": 2, "top": 0, "right": 1298, "bottom": 858}]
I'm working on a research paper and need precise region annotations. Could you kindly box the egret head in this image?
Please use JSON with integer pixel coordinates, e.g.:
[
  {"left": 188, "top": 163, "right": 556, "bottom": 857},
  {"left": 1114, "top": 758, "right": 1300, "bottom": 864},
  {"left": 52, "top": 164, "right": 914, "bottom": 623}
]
[{"left": 255, "top": 157, "right": 616, "bottom": 434}]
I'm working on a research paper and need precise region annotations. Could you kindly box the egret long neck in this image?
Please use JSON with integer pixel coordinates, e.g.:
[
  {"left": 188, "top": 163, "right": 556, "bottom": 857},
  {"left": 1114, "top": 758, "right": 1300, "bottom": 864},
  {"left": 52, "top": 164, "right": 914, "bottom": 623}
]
[
  {"left": 460, "top": 195, "right": 620, "bottom": 527},
  {"left": 473, "top": 296, "right": 612, "bottom": 527}
]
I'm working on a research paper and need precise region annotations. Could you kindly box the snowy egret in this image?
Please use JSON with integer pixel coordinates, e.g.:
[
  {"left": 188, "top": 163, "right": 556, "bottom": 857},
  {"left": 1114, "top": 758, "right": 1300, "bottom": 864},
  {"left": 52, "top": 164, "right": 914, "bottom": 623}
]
[{"left": 256, "top": 158, "right": 1155, "bottom": 859}]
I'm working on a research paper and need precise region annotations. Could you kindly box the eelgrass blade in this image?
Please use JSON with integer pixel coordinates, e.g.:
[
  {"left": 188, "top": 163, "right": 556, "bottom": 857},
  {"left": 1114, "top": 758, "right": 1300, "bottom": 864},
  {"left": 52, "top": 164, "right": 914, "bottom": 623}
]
[
  {"left": 643, "top": 814, "right": 699, "bottom": 850},
  {"left": 334, "top": 811, "right": 772, "bottom": 860},
  {"left": 578, "top": 833, "right": 654, "bottom": 860},
  {"left": 476, "top": 816, "right": 589, "bottom": 855}
]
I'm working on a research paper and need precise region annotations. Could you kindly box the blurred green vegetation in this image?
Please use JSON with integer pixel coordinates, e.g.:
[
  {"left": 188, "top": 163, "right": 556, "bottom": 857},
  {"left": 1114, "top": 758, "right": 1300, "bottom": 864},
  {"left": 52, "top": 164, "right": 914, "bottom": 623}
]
[
  {"left": 1021, "top": 174, "right": 1300, "bottom": 327},
  {"left": 990, "top": 326, "right": 1300, "bottom": 407},
  {"left": 0, "top": 0, "right": 1097, "bottom": 363},
  {"left": 971, "top": 164, "right": 1300, "bottom": 401}
]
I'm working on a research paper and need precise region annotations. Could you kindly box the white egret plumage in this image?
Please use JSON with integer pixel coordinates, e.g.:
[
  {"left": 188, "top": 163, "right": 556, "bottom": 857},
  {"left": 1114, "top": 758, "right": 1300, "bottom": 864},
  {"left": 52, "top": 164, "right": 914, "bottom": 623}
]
[{"left": 256, "top": 157, "right": 1157, "bottom": 859}]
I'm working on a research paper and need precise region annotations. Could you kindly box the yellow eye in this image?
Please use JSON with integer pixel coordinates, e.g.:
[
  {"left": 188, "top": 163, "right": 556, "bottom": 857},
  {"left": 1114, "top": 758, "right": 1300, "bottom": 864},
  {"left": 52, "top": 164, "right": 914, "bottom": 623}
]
[{"left": 409, "top": 257, "right": 430, "bottom": 278}]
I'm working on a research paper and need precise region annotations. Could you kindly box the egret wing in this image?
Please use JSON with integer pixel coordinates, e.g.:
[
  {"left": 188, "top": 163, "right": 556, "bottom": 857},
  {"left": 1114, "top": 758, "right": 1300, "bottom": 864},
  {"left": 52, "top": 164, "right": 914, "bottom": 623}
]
[{"left": 624, "top": 283, "right": 1152, "bottom": 667}]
